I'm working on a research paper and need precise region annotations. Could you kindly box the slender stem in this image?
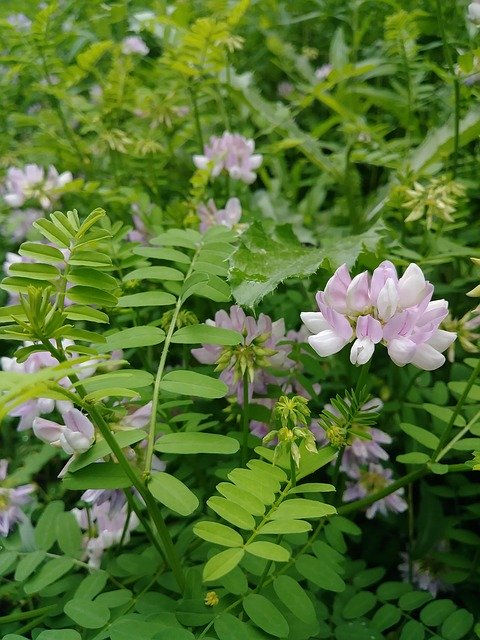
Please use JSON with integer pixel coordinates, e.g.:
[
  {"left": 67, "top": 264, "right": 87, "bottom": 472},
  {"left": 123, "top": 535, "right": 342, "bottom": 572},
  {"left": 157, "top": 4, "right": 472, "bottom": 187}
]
[
  {"left": 345, "top": 144, "right": 358, "bottom": 232},
  {"left": 435, "top": 407, "right": 480, "bottom": 462},
  {"left": 0, "top": 604, "right": 57, "bottom": 624},
  {"left": 331, "top": 446, "right": 345, "bottom": 506},
  {"left": 189, "top": 86, "right": 204, "bottom": 151},
  {"left": 432, "top": 358, "right": 480, "bottom": 459},
  {"left": 241, "top": 371, "right": 250, "bottom": 467},
  {"left": 290, "top": 457, "right": 297, "bottom": 488}
]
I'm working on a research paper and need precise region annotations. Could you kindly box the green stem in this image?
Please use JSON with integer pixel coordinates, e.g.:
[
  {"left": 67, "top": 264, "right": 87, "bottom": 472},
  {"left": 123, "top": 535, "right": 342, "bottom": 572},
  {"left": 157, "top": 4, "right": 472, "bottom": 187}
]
[
  {"left": 331, "top": 446, "right": 345, "bottom": 505},
  {"left": 432, "top": 358, "right": 480, "bottom": 459},
  {"left": 0, "top": 604, "right": 57, "bottom": 624},
  {"left": 435, "top": 407, "right": 480, "bottom": 462},
  {"left": 345, "top": 144, "right": 359, "bottom": 232},
  {"left": 290, "top": 457, "right": 297, "bottom": 488},
  {"left": 241, "top": 370, "right": 250, "bottom": 467},
  {"left": 189, "top": 86, "right": 204, "bottom": 151}
]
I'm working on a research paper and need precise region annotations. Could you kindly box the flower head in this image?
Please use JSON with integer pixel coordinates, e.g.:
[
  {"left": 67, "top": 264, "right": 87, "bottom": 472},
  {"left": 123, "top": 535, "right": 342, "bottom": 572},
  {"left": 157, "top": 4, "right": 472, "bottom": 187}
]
[
  {"left": 301, "top": 261, "right": 456, "bottom": 370},
  {"left": 192, "top": 306, "right": 294, "bottom": 402},
  {"left": 0, "top": 460, "right": 35, "bottom": 536},
  {"left": 121, "top": 36, "right": 149, "bottom": 55},
  {"left": 343, "top": 463, "right": 407, "bottom": 519},
  {"left": 197, "top": 197, "right": 242, "bottom": 233},
  {"left": 193, "top": 132, "right": 263, "bottom": 184},
  {"left": 398, "top": 550, "right": 450, "bottom": 597},
  {"left": 33, "top": 409, "right": 95, "bottom": 456},
  {"left": 3, "top": 164, "right": 73, "bottom": 209}
]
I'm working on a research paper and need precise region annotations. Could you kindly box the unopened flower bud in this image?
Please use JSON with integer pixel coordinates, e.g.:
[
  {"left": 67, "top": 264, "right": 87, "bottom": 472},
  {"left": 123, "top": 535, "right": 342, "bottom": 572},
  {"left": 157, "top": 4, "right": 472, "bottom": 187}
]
[{"left": 325, "top": 425, "right": 348, "bottom": 449}]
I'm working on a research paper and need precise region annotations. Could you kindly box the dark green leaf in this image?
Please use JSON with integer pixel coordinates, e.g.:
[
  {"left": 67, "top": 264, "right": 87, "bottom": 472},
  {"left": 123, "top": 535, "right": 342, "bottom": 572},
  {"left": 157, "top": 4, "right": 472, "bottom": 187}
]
[
  {"left": 441, "top": 609, "right": 474, "bottom": 640},
  {"left": 64, "top": 598, "right": 111, "bottom": 629},
  {"left": 160, "top": 370, "right": 228, "bottom": 398},
  {"left": 24, "top": 557, "right": 75, "bottom": 594},
  {"left": 243, "top": 593, "right": 289, "bottom": 638},
  {"left": 342, "top": 591, "right": 377, "bottom": 618},
  {"left": 63, "top": 462, "right": 131, "bottom": 490}
]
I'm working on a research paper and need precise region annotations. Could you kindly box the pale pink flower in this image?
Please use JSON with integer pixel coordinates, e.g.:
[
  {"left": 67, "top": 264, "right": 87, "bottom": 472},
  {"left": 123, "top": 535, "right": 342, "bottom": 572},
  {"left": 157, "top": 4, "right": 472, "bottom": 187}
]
[
  {"left": 343, "top": 463, "right": 407, "bottom": 519},
  {"left": 197, "top": 197, "right": 242, "bottom": 233},
  {"left": 3, "top": 164, "right": 72, "bottom": 209},
  {"left": 6, "top": 14, "right": 31, "bottom": 30},
  {"left": 193, "top": 132, "right": 263, "bottom": 184},
  {"left": 301, "top": 261, "right": 456, "bottom": 370},
  {"left": 33, "top": 408, "right": 95, "bottom": 456},
  {"left": 398, "top": 551, "right": 449, "bottom": 597},
  {"left": 315, "top": 64, "right": 332, "bottom": 80},
  {"left": 277, "top": 82, "right": 294, "bottom": 98},
  {"left": 468, "top": 1, "right": 480, "bottom": 24},
  {"left": 122, "top": 36, "right": 149, "bottom": 55},
  {"left": 0, "top": 460, "right": 35, "bottom": 536}
]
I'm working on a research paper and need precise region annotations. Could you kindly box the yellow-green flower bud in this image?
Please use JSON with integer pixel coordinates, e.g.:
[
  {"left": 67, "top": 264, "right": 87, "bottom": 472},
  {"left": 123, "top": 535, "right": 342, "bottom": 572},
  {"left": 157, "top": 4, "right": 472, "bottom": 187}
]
[{"left": 325, "top": 425, "right": 348, "bottom": 449}]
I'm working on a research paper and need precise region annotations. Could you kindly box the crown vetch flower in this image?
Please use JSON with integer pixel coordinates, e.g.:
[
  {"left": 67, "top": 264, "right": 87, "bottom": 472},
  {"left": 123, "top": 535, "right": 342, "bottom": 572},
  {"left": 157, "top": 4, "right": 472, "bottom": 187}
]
[
  {"left": 301, "top": 261, "right": 456, "bottom": 370},
  {"left": 121, "top": 36, "right": 149, "bottom": 55},
  {"left": 197, "top": 197, "right": 242, "bottom": 233},
  {"left": 3, "top": 164, "right": 72, "bottom": 209},
  {"left": 193, "top": 132, "right": 263, "bottom": 184},
  {"left": 0, "top": 459, "right": 35, "bottom": 536},
  {"left": 343, "top": 463, "right": 407, "bottom": 519},
  {"left": 33, "top": 408, "right": 95, "bottom": 456}
]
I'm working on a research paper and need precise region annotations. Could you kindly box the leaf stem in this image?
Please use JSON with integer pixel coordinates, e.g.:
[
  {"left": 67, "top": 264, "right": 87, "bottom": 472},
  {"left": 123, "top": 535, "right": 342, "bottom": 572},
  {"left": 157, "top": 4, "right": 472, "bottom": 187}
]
[{"left": 241, "top": 370, "right": 250, "bottom": 466}]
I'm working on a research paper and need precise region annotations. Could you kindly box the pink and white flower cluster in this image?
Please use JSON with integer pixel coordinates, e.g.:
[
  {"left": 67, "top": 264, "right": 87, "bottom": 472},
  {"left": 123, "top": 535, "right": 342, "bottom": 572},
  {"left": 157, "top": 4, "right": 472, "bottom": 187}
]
[
  {"left": 0, "top": 459, "right": 35, "bottom": 537},
  {"left": 193, "top": 132, "right": 263, "bottom": 184},
  {"left": 121, "top": 36, "right": 149, "bottom": 55},
  {"left": 197, "top": 197, "right": 242, "bottom": 233},
  {"left": 3, "top": 164, "right": 73, "bottom": 210},
  {"left": 33, "top": 409, "right": 95, "bottom": 457},
  {"left": 343, "top": 463, "right": 407, "bottom": 519},
  {"left": 301, "top": 261, "right": 456, "bottom": 370}
]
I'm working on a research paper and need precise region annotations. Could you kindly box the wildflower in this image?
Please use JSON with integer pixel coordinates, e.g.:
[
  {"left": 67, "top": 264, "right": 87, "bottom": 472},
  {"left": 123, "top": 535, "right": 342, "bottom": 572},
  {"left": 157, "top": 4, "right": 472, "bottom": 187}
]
[
  {"left": 81, "top": 489, "right": 126, "bottom": 518},
  {"left": 193, "top": 132, "right": 263, "bottom": 184},
  {"left": 204, "top": 591, "right": 219, "bottom": 606},
  {"left": 301, "top": 261, "right": 456, "bottom": 370},
  {"left": 6, "top": 14, "right": 31, "bottom": 30},
  {"left": 468, "top": 1, "right": 480, "bottom": 24},
  {"left": 3, "top": 164, "right": 73, "bottom": 210},
  {"left": 192, "top": 306, "right": 293, "bottom": 402},
  {"left": 121, "top": 36, "right": 150, "bottom": 55},
  {"left": 1, "top": 208, "right": 42, "bottom": 243},
  {"left": 343, "top": 463, "right": 407, "bottom": 519},
  {"left": 402, "top": 178, "right": 465, "bottom": 229},
  {"left": 442, "top": 307, "right": 480, "bottom": 361},
  {"left": 315, "top": 64, "right": 332, "bottom": 80},
  {"left": 277, "top": 82, "right": 294, "bottom": 98},
  {"left": 197, "top": 197, "right": 242, "bottom": 233},
  {"left": 33, "top": 408, "right": 95, "bottom": 456},
  {"left": 72, "top": 500, "right": 138, "bottom": 569},
  {"left": 0, "top": 460, "right": 35, "bottom": 536},
  {"left": 398, "top": 550, "right": 450, "bottom": 597},
  {"left": 127, "top": 209, "right": 149, "bottom": 243}
]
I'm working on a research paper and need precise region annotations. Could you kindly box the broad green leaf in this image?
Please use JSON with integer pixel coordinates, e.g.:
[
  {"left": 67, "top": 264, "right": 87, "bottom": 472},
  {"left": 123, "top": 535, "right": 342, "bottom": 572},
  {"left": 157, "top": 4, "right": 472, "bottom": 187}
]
[
  {"left": 24, "top": 557, "right": 75, "bottom": 594},
  {"left": 295, "top": 554, "right": 345, "bottom": 592},
  {"left": 243, "top": 594, "right": 289, "bottom": 638},
  {"left": 207, "top": 496, "right": 256, "bottom": 530},
  {"left": 193, "top": 521, "right": 244, "bottom": 547},
  {"left": 74, "top": 571, "right": 108, "bottom": 600},
  {"left": 217, "top": 482, "right": 266, "bottom": 516},
  {"left": 171, "top": 324, "right": 242, "bottom": 345},
  {"left": 377, "top": 581, "right": 413, "bottom": 600},
  {"left": 400, "top": 423, "right": 439, "bottom": 450},
  {"left": 227, "top": 468, "right": 277, "bottom": 504},
  {"left": 255, "top": 443, "right": 337, "bottom": 479},
  {"left": 66, "top": 285, "right": 117, "bottom": 306},
  {"left": 0, "top": 551, "right": 17, "bottom": 576},
  {"left": 68, "top": 429, "right": 146, "bottom": 473},
  {"left": 399, "top": 591, "right": 433, "bottom": 611},
  {"left": 153, "top": 629, "right": 195, "bottom": 640},
  {"left": 151, "top": 228, "right": 201, "bottom": 249},
  {"left": 245, "top": 541, "right": 290, "bottom": 562},
  {"left": 448, "top": 381, "right": 480, "bottom": 402},
  {"left": 154, "top": 432, "right": 239, "bottom": 455},
  {"left": 399, "top": 620, "right": 425, "bottom": 640},
  {"left": 124, "top": 266, "right": 184, "bottom": 281},
  {"left": 63, "top": 462, "right": 131, "bottom": 490},
  {"left": 133, "top": 246, "right": 191, "bottom": 263},
  {"left": 396, "top": 452, "right": 430, "bottom": 464},
  {"left": 441, "top": 609, "right": 474, "bottom": 640},
  {"left": 371, "top": 604, "right": 402, "bottom": 632},
  {"left": 84, "top": 387, "right": 140, "bottom": 401},
  {"left": 56, "top": 511, "right": 82, "bottom": 557},
  {"left": 79, "top": 370, "right": 153, "bottom": 392},
  {"left": 420, "top": 599, "right": 456, "bottom": 626},
  {"left": 14, "top": 550, "right": 46, "bottom": 582},
  {"left": 67, "top": 268, "right": 118, "bottom": 290},
  {"left": 273, "top": 575, "right": 317, "bottom": 624},
  {"left": 160, "top": 370, "right": 228, "bottom": 398},
  {"left": 97, "top": 326, "right": 166, "bottom": 352},
  {"left": 65, "top": 305, "right": 109, "bottom": 323},
  {"left": 270, "top": 498, "right": 336, "bottom": 520},
  {"left": 8, "top": 262, "right": 60, "bottom": 280},
  {"left": 149, "top": 471, "right": 199, "bottom": 516},
  {"left": 1, "top": 276, "right": 53, "bottom": 293},
  {"left": 34, "top": 218, "right": 71, "bottom": 247},
  {"left": 69, "top": 250, "right": 112, "bottom": 267},
  {"left": 180, "top": 272, "right": 209, "bottom": 301},
  {"left": 259, "top": 519, "right": 312, "bottom": 534},
  {"left": 64, "top": 598, "right": 111, "bottom": 629},
  {"left": 214, "top": 612, "right": 261, "bottom": 640},
  {"left": 36, "top": 632, "right": 81, "bottom": 640},
  {"left": 353, "top": 566, "right": 385, "bottom": 588},
  {"left": 35, "top": 500, "right": 64, "bottom": 550},
  {"left": 246, "top": 458, "right": 288, "bottom": 482},
  {"left": 290, "top": 482, "right": 335, "bottom": 493},
  {"left": 190, "top": 273, "right": 231, "bottom": 302},
  {"left": 342, "top": 591, "right": 377, "bottom": 618},
  {"left": 94, "top": 588, "right": 132, "bottom": 608},
  {"left": 422, "top": 404, "right": 465, "bottom": 426},
  {"left": 117, "top": 291, "right": 177, "bottom": 307},
  {"left": 203, "top": 548, "right": 245, "bottom": 582},
  {"left": 19, "top": 242, "right": 65, "bottom": 263}
]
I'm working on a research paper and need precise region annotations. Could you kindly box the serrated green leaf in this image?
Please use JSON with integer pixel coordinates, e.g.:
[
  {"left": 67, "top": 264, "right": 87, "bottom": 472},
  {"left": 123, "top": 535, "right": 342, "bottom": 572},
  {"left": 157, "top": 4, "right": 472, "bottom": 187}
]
[
  {"left": 193, "top": 521, "right": 244, "bottom": 547},
  {"left": 154, "top": 432, "right": 239, "bottom": 455},
  {"left": 160, "top": 370, "right": 228, "bottom": 398},
  {"left": 149, "top": 471, "right": 199, "bottom": 516},
  {"left": 203, "top": 548, "right": 245, "bottom": 582},
  {"left": 64, "top": 598, "right": 110, "bottom": 629},
  {"left": 171, "top": 324, "right": 242, "bottom": 345},
  {"left": 243, "top": 593, "right": 289, "bottom": 638}
]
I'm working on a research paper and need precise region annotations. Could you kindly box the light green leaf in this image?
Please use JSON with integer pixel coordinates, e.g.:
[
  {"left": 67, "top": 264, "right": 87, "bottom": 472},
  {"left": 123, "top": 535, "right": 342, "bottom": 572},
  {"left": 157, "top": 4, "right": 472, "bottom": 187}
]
[
  {"left": 14, "top": 551, "right": 46, "bottom": 582},
  {"left": 193, "top": 521, "right": 244, "bottom": 547},
  {"left": 35, "top": 500, "right": 64, "bottom": 551},
  {"left": 123, "top": 266, "right": 184, "bottom": 281},
  {"left": 24, "top": 557, "right": 75, "bottom": 594},
  {"left": 79, "top": 370, "right": 153, "bottom": 392},
  {"left": 67, "top": 268, "right": 118, "bottom": 290},
  {"left": 160, "top": 370, "right": 228, "bottom": 398},
  {"left": 259, "top": 519, "right": 312, "bottom": 534},
  {"left": 149, "top": 471, "right": 199, "bottom": 516},
  {"left": 171, "top": 324, "right": 242, "bottom": 345},
  {"left": 151, "top": 228, "right": 201, "bottom": 249},
  {"left": 56, "top": 512, "right": 82, "bottom": 558},
  {"left": 203, "top": 548, "right": 245, "bottom": 582},
  {"left": 8, "top": 262, "right": 60, "bottom": 280},
  {"left": 244, "top": 541, "right": 290, "bottom": 562},
  {"left": 74, "top": 571, "right": 108, "bottom": 600},
  {"left": 117, "top": 291, "right": 177, "bottom": 307},
  {"left": 269, "top": 498, "right": 336, "bottom": 520},
  {"left": 65, "top": 305, "right": 109, "bottom": 323},
  {"left": 36, "top": 632, "right": 82, "bottom": 640},
  {"left": 69, "top": 250, "right": 112, "bottom": 267},
  {"left": 217, "top": 482, "right": 265, "bottom": 516},
  {"left": 400, "top": 423, "right": 439, "bottom": 450},
  {"left": 19, "top": 242, "right": 65, "bottom": 263},
  {"left": 64, "top": 598, "right": 110, "bottom": 629},
  {"left": 207, "top": 496, "right": 256, "bottom": 530},
  {"left": 290, "top": 482, "right": 335, "bottom": 493},
  {"left": 422, "top": 404, "right": 465, "bottom": 426},
  {"left": 66, "top": 285, "right": 117, "bottom": 307},
  {"left": 273, "top": 575, "right": 317, "bottom": 624},
  {"left": 63, "top": 462, "right": 131, "bottom": 490},
  {"left": 154, "top": 432, "right": 239, "bottom": 455},
  {"left": 243, "top": 594, "right": 289, "bottom": 638},
  {"left": 396, "top": 452, "right": 430, "bottom": 464},
  {"left": 97, "top": 326, "right": 165, "bottom": 352},
  {"left": 84, "top": 387, "right": 139, "bottom": 401}
]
